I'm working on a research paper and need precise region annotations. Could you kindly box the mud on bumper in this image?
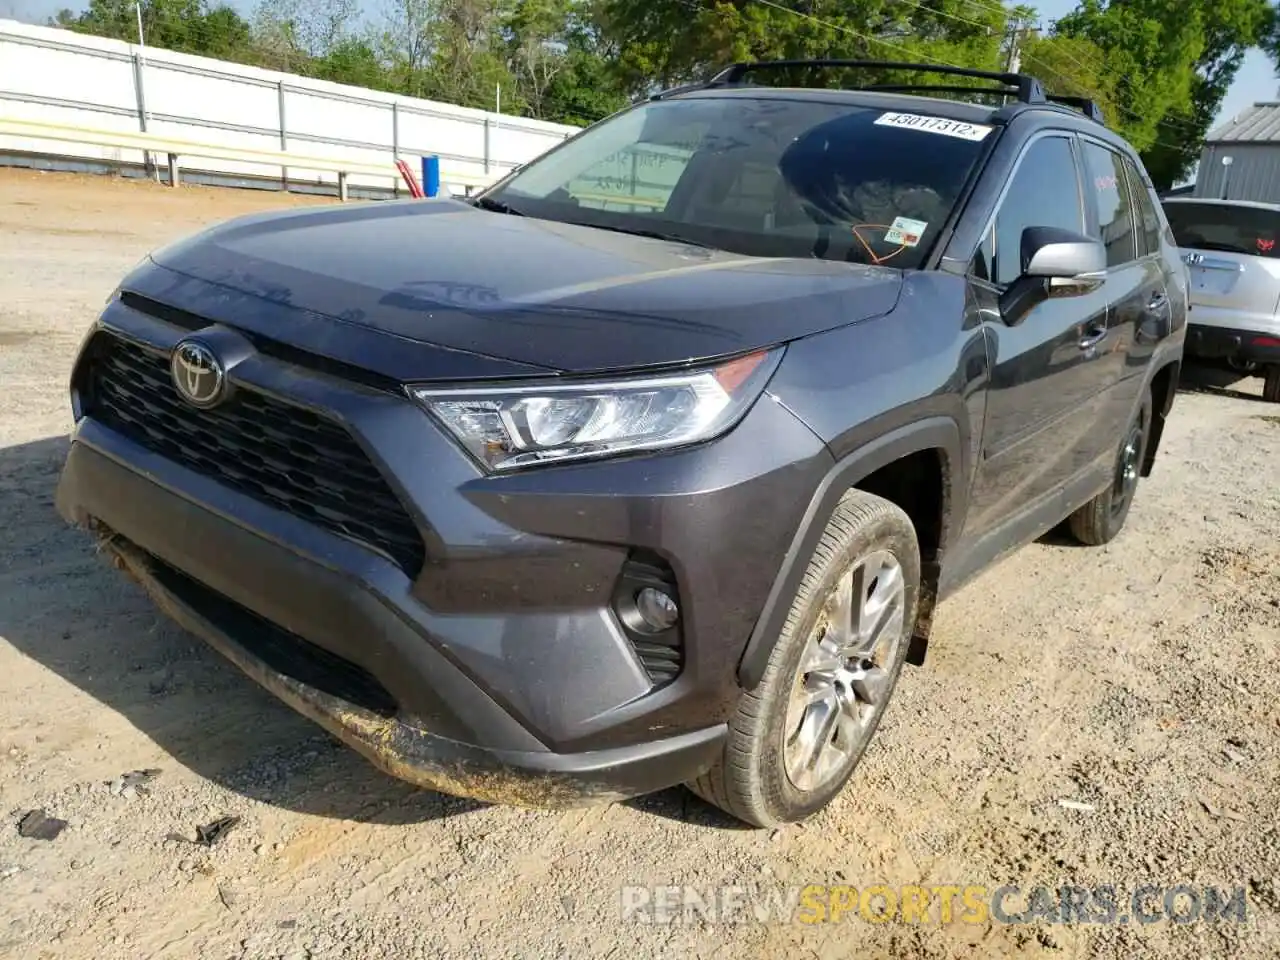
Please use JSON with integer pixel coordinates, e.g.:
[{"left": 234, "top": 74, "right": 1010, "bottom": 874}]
[
  {"left": 56, "top": 438, "right": 727, "bottom": 809},
  {"left": 99, "top": 533, "right": 725, "bottom": 807}
]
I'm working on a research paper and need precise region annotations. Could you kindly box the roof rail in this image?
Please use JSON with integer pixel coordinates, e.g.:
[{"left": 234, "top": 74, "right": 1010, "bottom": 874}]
[
  {"left": 855, "top": 83, "right": 1026, "bottom": 100},
  {"left": 706, "top": 58, "right": 1047, "bottom": 105},
  {"left": 1045, "top": 93, "right": 1105, "bottom": 125}
]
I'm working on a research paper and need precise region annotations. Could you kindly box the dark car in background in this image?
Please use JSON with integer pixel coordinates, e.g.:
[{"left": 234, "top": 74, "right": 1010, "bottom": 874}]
[{"left": 55, "top": 60, "right": 1185, "bottom": 827}]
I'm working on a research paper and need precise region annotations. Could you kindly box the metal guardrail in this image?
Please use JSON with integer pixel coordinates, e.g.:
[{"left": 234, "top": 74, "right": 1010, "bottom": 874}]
[
  {"left": 0, "top": 117, "right": 500, "bottom": 199},
  {"left": 0, "top": 25, "right": 575, "bottom": 176}
]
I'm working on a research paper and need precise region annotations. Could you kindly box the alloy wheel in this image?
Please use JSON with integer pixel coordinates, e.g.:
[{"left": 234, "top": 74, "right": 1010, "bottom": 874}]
[
  {"left": 783, "top": 550, "right": 906, "bottom": 793},
  {"left": 1111, "top": 419, "right": 1144, "bottom": 518}
]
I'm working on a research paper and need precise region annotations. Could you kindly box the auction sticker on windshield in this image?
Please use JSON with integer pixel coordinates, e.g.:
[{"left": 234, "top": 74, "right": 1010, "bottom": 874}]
[
  {"left": 874, "top": 112, "right": 994, "bottom": 141},
  {"left": 884, "top": 217, "right": 930, "bottom": 247}
]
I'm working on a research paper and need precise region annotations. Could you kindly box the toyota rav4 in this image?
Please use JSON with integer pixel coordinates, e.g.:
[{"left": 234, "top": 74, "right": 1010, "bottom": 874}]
[{"left": 55, "top": 60, "right": 1186, "bottom": 827}]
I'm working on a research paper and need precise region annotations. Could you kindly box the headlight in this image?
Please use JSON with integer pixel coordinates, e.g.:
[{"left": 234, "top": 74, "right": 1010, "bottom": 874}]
[{"left": 411, "top": 348, "right": 783, "bottom": 471}]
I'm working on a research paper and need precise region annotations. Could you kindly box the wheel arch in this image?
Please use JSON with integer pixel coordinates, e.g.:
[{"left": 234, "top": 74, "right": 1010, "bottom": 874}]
[
  {"left": 1141, "top": 358, "right": 1181, "bottom": 476},
  {"left": 736, "top": 417, "right": 963, "bottom": 690}
]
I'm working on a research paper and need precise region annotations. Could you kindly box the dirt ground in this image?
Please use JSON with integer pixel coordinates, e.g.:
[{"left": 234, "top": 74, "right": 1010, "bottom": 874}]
[{"left": 1, "top": 167, "right": 1278, "bottom": 960}]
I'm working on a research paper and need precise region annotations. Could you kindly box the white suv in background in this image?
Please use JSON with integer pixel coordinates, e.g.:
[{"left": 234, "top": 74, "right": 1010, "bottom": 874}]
[{"left": 1162, "top": 197, "right": 1280, "bottom": 402}]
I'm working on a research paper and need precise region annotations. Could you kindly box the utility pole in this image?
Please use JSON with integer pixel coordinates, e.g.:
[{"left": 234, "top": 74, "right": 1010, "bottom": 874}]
[
  {"left": 133, "top": 0, "right": 158, "bottom": 181},
  {"left": 1000, "top": 16, "right": 1030, "bottom": 109},
  {"left": 1003, "top": 16, "right": 1026, "bottom": 74}
]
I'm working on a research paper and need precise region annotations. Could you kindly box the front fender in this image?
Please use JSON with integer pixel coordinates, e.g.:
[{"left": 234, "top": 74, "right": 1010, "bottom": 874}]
[{"left": 736, "top": 416, "right": 964, "bottom": 690}]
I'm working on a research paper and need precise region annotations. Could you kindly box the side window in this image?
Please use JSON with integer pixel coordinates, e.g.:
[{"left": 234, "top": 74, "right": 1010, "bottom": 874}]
[
  {"left": 988, "top": 135, "right": 1084, "bottom": 286},
  {"left": 1081, "top": 141, "right": 1137, "bottom": 267},
  {"left": 1124, "top": 157, "right": 1163, "bottom": 256}
]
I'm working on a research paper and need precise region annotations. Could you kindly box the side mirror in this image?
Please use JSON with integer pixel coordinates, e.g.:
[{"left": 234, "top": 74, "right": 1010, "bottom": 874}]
[{"left": 999, "top": 226, "right": 1106, "bottom": 325}]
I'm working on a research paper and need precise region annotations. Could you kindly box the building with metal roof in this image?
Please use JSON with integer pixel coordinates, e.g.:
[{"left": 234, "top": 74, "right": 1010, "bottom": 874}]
[{"left": 1194, "top": 102, "right": 1280, "bottom": 202}]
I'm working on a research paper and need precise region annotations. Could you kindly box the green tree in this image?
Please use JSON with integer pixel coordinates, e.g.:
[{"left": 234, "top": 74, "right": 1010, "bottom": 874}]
[
  {"left": 379, "top": 0, "right": 442, "bottom": 97},
  {"left": 599, "top": 0, "right": 1010, "bottom": 97},
  {"left": 316, "top": 37, "right": 397, "bottom": 88},
  {"left": 1049, "top": 0, "right": 1274, "bottom": 188},
  {"left": 252, "top": 0, "right": 360, "bottom": 70},
  {"left": 503, "top": 0, "right": 572, "bottom": 118},
  {"left": 1145, "top": 0, "right": 1275, "bottom": 188},
  {"left": 540, "top": 2, "right": 629, "bottom": 125},
  {"left": 426, "top": 0, "right": 521, "bottom": 110},
  {"left": 1018, "top": 32, "right": 1120, "bottom": 123},
  {"left": 56, "top": 0, "right": 256, "bottom": 60}
]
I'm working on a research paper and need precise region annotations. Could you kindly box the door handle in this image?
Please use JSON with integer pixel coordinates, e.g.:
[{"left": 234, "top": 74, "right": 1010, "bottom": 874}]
[{"left": 1079, "top": 323, "right": 1108, "bottom": 350}]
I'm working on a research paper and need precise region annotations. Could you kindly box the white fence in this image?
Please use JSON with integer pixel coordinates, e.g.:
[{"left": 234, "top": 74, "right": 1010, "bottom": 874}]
[{"left": 0, "top": 19, "right": 578, "bottom": 196}]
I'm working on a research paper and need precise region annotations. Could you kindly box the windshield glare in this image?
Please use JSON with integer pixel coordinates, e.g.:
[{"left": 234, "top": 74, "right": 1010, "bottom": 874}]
[{"left": 487, "top": 96, "right": 991, "bottom": 268}]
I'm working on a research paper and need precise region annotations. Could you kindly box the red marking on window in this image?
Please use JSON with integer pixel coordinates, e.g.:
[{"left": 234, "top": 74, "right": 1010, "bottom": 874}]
[{"left": 1257, "top": 238, "right": 1275, "bottom": 253}]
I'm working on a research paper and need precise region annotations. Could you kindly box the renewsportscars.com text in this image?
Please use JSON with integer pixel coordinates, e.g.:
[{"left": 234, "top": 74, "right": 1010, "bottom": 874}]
[{"left": 619, "top": 883, "right": 1250, "bottom": 926}]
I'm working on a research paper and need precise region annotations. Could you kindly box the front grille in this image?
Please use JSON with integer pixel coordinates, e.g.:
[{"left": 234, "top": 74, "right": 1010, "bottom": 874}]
[
  {"left": 82, "top": 333, "right": 426, "bottom": 577},
  {"left": 147, "top": 553, "right": 398, "bottom": 718}
]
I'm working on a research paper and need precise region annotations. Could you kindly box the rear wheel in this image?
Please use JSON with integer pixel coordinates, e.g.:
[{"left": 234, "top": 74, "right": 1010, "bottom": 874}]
[
  {"left": 687, "top": 490, "right": 920, "bottom": 828},
  {"left": 1067, "top": 391, "right": 1152, "bottom": 545},
  {"left": 1263, "top": 365, "right": 1280, "bottom": 403}
]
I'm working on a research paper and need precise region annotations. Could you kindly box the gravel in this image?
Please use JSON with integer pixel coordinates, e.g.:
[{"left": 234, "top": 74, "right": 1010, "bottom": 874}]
[{"left": 0, "top": 167, "right": 1277, "bottom": 959}]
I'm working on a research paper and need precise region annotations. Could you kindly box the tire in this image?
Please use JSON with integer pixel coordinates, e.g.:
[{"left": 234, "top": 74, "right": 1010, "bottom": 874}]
[
  {"left": 687, "top": 489, "right": 920, "bottom": 828},
  {"left": 1264, "top": 365, "right": 1280, "bottom": 403},
  {"left": 1066, "top": 390, "right": 1153, "bottom": 546}
]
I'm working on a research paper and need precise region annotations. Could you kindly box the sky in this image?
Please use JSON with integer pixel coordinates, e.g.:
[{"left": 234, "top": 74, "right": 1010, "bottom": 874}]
[{"left": 3, "top": 0, "right": 1276, "bottom": 142}]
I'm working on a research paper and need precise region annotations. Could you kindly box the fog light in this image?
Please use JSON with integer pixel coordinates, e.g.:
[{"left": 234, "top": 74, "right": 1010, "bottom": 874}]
[{"left": 635, "top": 587, "right": 679, "bottom": 633}]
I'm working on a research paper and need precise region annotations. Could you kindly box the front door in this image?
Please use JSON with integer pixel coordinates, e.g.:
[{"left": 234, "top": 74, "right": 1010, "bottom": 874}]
[{"left": 962, "top": 132, "right": 1114, "bottom": 540}]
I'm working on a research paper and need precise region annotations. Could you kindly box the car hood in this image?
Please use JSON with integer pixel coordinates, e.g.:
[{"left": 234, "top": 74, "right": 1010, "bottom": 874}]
[{"left": 142, "top": 197, "right": 904, "bottom": 377}]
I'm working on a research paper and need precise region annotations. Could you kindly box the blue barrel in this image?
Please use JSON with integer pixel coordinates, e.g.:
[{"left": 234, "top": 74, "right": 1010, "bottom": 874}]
[{"left": 422, "top": 156, "right": 441, "bottom": 198}]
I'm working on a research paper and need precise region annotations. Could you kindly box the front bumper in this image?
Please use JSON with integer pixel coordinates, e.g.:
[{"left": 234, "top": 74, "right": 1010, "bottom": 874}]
[
  {"left": 55, "top": 288, "right": 832, "bottom": 804},
  {"left": 101, "top": 525, "right": 730, "bottom": 805}
]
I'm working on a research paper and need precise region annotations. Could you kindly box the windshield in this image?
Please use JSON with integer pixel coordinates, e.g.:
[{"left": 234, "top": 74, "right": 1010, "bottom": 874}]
[
  {"left": 1164, "top": 201, "right": 1280, "bottom": 259},
  {"left": 484, "top": 96, "right": 993, "bottom": 268}
]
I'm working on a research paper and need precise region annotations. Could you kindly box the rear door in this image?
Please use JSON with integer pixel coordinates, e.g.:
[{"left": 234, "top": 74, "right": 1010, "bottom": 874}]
[
  {"left": 1162, "top": 199, "right": 1280, "bottom": 336},
  {"left": 1118, "top": 154, "right": 1177, "bottom": 374},
  {"left": 1074, "top": 138, "right": 1159, "bottom": 458}
]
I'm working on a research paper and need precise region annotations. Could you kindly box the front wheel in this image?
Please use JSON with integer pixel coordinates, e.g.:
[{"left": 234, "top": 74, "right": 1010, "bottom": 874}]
[
  {"left": 687, "top": 490, "right": 920, "bottom": 828},
  {"left": 1066, "top": 391, "right": 1152, "bottom": 545}
]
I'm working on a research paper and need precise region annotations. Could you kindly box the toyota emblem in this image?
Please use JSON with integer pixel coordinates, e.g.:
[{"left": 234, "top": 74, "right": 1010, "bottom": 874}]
[{"left": 171, "top": 339, "right": 226, "bottom": 408}]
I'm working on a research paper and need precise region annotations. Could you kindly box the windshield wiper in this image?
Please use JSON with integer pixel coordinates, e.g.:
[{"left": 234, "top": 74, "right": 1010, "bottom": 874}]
[
  {"left": 471, "top": 196, "right": 525, "bottom": 216},
  {"left": 569, "top": 221, "right": 715, "bottom": 249}
]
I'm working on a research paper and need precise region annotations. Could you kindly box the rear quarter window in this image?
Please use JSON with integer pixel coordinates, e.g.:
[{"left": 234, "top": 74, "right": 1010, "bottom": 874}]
[
  {"left": 1163, "top": 202, "right": 1280, "bottom": 259},
  {"left": 1122, "top": 157, "right": 1162, "bottom": 256}
]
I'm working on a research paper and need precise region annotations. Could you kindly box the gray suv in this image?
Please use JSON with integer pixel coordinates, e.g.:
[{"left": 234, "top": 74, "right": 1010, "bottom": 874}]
[{"left": 55, "top": 60, "right": 1186, "bottom": 827}]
